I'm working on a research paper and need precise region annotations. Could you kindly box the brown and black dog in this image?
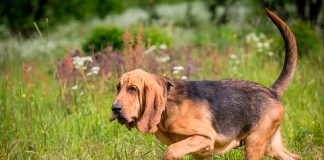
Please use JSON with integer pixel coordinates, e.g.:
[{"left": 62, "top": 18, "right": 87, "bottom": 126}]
[{"left": 110, "top": 9, "right": 300, "bottom": 160}]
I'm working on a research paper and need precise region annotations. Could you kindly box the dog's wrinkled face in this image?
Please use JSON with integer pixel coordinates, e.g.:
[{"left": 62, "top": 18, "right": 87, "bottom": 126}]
[
  {"left": 110, "top": 70, "right": 144, "bottom": 130},
  {"left": 110, "top": 69, "right": 167, "bottom": 133}
]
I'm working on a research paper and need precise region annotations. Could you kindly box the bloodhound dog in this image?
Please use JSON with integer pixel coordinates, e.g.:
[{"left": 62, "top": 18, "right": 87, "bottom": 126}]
[{"left": 110, "top": 9, "right": 300, "bottom": 160}]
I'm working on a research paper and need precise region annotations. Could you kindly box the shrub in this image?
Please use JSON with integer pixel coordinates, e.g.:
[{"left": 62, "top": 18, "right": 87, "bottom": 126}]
[
  {"left": 291, "top": 20, "right": 321, "bottom": 57},
  {"left": 82, "top": 26, "right": 124, "bottom": 53},
  {"left": 82, "top": 25, "right": 172, "bottom": 54},
  {"left": 132, "top": 26, "right": 172, "bottom": 47},
  {"left": 271, "top": 20, "right": 321, "bottom": 57}
]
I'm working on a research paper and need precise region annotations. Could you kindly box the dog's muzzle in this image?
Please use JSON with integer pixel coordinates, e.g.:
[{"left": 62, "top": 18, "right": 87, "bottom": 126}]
[{"left": 109, "top": 103, "right": 135, "bottom": 130}]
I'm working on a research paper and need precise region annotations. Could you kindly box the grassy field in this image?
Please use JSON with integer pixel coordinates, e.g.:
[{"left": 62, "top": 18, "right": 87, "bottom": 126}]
[{"left": 0, "top": 5, "right": 323, "bottom": 160}]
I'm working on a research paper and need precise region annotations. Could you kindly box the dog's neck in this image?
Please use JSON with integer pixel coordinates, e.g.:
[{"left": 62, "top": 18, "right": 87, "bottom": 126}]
[{"left": 157, "top": 78, "right": 189, "bottom": 132}]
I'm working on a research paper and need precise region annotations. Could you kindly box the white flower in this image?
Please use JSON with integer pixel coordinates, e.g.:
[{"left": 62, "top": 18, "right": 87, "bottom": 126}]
[
  {"left": 257, "top": 42, "right": 263, "bottom": 49},
  {"left": 72, "top": 56, "right": 80, "bottom": 63},
  {"left": 267, "top": 52, "right": 274, "bottom": 56},
  {"left": 144, "top": 45, "right": 156, "bottom": 54},
  {"left": 263, "top": 42, "right": 270, "bottom": 48},
  {"left": 72, "top": 57, "right": 84, "bottom": 69},
  {"left": 173, "top": 65, "right": 184, "bottom": 71},
  {"left": 72, "top": 56, "right": 93, "bottom": 70},
  {"left": 181, "top": 76, "right": 188, "bottom": 80},
  {"left": 92, "top": 66, "right": 100, "bottom": 70},
  {"left": 82, "top": 56, "right": 93, "bottom": 62},
  {"left": 91, "top": 66, "right": 100, "bottom": 74},
  {"left": 85, "top": 56, "right": 92, "bottom": 62},
  {"left": 71, "top": 85, "right": 78, "bottom": 90},
  {"left": 158, "top": 55, "right": 170, "bottom": 62},
  {"left": 235, "top": 60, "right": 240, "bottom": 65},
  {"left": 87, "top": 66, "right": 100, "bottom": 76},
  {"left": 246, "top": 33, "right": 259, "bottom": 43},
  {"left": 172, "top": 70, "right": 180, "bottom": 74},
  {"left": 230, "top": 54, "right": 237, "bottom": 59},
  {"left": 159, "top": 44, "right": 167, "bottom": 50},
  {"left": 263, "top": 43, "right": 270, "bottom": 48},
  {"left": 252, "top": 35, "right": 260, "bottom": 42}
]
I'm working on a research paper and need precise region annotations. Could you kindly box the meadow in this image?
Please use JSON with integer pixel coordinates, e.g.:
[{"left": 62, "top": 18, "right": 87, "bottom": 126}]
[{"left": 0, "top": 2, "right": 323, "bottom": 160}]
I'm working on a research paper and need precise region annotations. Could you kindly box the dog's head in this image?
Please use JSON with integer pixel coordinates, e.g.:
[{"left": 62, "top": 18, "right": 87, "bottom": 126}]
[{"left": 110, "top": 69, "right": 167, "bottom": 133}]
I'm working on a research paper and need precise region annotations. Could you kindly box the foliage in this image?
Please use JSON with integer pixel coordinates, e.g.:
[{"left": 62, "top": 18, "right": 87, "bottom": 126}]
[
  {"left": 133, "top": 26, "right": 172, "bottom": 47},
  {"left": 82, "top": 26, "right": 124, "bottom": 53},
  {"left": 291, "top": 20, "right": 322, "bottom": 57},
  {"left": 82, "top": 25, "right": 172, "bottom": 54},
  {"left": 0, "top": 0, "right": 123, "bottom": 34},
  {"left": 272, "top": 20, "right": 322, "bottom": 57}
]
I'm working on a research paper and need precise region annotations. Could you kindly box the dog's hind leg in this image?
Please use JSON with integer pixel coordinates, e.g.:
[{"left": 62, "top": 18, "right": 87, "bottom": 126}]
[
  {"left": 265, "top": 128, "right": 300, "bottom": 160},
  {"left": 244, "top": 103, "right": 284, "bottom": 160}
]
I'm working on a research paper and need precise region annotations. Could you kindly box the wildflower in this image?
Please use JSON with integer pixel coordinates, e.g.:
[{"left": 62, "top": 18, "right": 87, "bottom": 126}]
[
  {"left": 72, "top": 56, "right": 83, "bottom": 68},
  {"left": 246, "top": 32, "right": 274, "bottom": 54},
  {"left": 158, "top": 55, "right": 170, "bottom": 63},
  {"left": 172, "top": 70, "right": 180, "bottom": 74},
  {"left": 144, "top": 45, "right": 156, "bottom": 54},
  {"left": 92, "top": 66, "right": 100, "bottom": 74},
  {"left": 71, "top": 85, "right": 78, "bottom": 90},
  {"left": 246, "top": 33, "right": 259, "bottom": 43},
  {"left": 263, "top": 41, "right": 271, "bottom": 48},
  {"left": 159, "top": 44, "right": 167, "bottom": 50},
  {"left": 82, "top": 56, "right": 93, "bottom": 63},
  {"left": 257, "top": 42, "right": 263, "bottom": 49},
  {"left": 267, "top": 52, "right": 274, "bottom": 56},
  {"left": 172, "top": 65, "right": 184, "bottom": 75},
  {"left": 173, "top": 65, "right": 184, "bottom": 71},
  {"left": 87, "top": 66, "right": 100, "bottom": 76},
  {"left": 181, "top": 76, "right": 188, "bottom": 80},
  {"left": 72, "top": 56, "right": 93, "bottom": 70},
  {"left": 22, "top": 93, "right": 27, "bottom": 98},
  {"left": 230, "top": 54, "right": 237, "bottom": 59}
]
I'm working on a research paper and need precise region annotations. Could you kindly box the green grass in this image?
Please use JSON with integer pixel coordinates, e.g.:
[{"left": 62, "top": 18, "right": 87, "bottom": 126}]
[{"left": 0, "top": 13, "right": 323, "bottom": 160}]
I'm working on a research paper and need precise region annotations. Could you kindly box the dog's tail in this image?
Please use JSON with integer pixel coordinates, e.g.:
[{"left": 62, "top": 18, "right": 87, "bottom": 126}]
[{"left": 265, "top": 8, "right": 298, "bottom": 98}]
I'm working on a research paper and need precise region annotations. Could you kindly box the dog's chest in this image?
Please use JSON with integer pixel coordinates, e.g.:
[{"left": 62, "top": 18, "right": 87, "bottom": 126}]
[{"left": 158, "top": 99, "right": 216, "bottom": 137}]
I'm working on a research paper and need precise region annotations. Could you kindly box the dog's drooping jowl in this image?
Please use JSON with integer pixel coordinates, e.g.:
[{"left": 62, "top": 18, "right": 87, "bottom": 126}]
[{"left": 110, "top": 9, "right": 300, "bottom": 160}]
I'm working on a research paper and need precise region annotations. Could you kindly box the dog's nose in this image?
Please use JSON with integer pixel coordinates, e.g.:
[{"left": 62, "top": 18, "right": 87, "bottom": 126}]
[{"left": 112, "top": 104, "right": 122, "bottom": 113}]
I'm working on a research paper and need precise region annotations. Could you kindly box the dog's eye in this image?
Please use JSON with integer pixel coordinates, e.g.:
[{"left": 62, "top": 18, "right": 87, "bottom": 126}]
[
  {"left": 116, "top": 83, "right": 121, "bottom": 92},
  {"left": 127, "top": 86, "right": 137, "bottom": 94}
]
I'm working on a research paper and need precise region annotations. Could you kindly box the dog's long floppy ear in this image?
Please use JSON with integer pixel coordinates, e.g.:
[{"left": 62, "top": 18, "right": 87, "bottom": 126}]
[{"left": 136, "top": 75, "right": 166, "bottom": 133}]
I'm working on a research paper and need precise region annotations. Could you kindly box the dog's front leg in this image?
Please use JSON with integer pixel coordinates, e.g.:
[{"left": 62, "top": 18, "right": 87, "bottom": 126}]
[
  {"left": 162, "top": 135, "right": 213, "bottom": 160},
  {"left": 155, "top": 130, "right": 174, "bottom": 145}
]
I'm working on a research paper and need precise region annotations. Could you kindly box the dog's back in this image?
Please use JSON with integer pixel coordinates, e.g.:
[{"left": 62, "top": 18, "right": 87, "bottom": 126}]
[{"left": 185, "top": 79, "right": 280, "bottom": 138}]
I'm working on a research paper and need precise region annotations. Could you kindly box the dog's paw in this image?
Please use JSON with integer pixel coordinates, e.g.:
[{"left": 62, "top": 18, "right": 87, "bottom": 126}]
[
  {"left": 161, "top": 147, "right": 181, "bottom": 160},
  {"left": 161, "top": 150, "right": 175, "bottom": 160}
]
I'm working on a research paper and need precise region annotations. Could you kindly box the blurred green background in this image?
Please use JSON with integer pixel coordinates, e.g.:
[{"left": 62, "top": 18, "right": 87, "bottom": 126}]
[{"left": 0, "top": 0, "right": 323, "bottom": 159}]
